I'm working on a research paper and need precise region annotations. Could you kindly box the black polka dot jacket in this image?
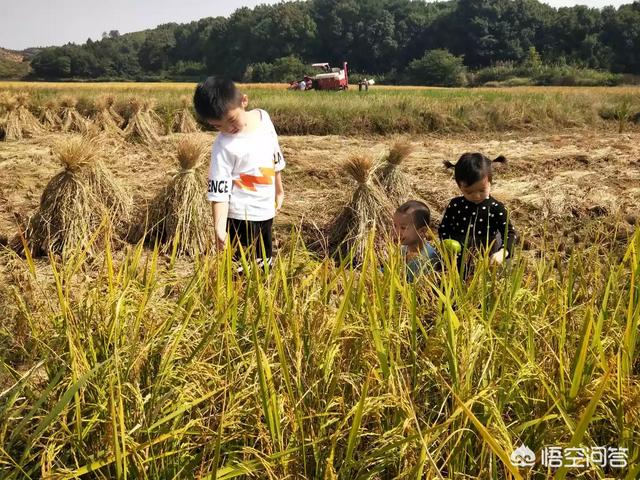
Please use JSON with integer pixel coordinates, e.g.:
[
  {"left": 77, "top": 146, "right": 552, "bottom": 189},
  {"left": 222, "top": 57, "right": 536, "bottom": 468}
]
[{"left": 438, "top": 196, "right": 517, "bottom": 257}]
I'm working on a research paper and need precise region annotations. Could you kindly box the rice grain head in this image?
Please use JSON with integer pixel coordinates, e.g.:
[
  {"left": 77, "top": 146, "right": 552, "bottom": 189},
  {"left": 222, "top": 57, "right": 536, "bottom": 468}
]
[
  {"left": 59, "top": 95, "right": 88, "bottom": 133},
  {"left": 14, "top": 134, "right": 133, "bottom": 256},
  {"left": 53, "top": 135, "right": 98, "bottom": 172},
  {"left": 344, "top": 154, "right": 373, "bottom": 184},
  {"left": 1, "top": 92, "right": 44, "bottom": 140},
  {"left": 40, "top": 100, "right": 61, "bottom": 130},
  {"left": 93, "top": 95, "right": 124, "bottom": 136},
  {"left": 144, "top": 136, "right": 213, "bottom": 254},
  {"left": 176, "top": 135, "right": 207, "bottom": 171},
  {"left": 373, "top": 140, "right": 417, "bottom": 206},
  {"left": 171, "top": 96, "right": 199, "bottom": 133},
  {"left": 123, "top": 96, "right": 161, "bottom": 145},
  {"left": 386, "top": 140, "right": 413, "bottom": 165},
  {"left": 328, "top": 153, "right": 394, "bottom": 261}
]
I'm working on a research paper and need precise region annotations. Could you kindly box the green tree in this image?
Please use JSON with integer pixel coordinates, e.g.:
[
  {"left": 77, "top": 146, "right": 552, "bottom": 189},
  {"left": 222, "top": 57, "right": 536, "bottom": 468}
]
[
  {"left": 405, "top": 49, "right": 467, "bottom": 86},
  {"left": 524, "top": 46, "right": 542, "bottom": 71},
  {"left": 138, "top": 25, "right": 177, "bottom": 72},
  {"left": 31, "top": 48, "right": 72, "bottom": 77},
  {"left": 601, "top": 2, "right": 640, "bottom": 73}
]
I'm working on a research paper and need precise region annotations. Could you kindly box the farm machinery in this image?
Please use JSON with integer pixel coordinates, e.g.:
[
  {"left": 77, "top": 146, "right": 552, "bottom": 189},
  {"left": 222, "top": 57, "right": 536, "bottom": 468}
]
[
  {"left": 288, "top": 63, "right": 349, "bottom": 90},
  {"left": 310, "top": 62, "right": 349, "bottom": 90}
]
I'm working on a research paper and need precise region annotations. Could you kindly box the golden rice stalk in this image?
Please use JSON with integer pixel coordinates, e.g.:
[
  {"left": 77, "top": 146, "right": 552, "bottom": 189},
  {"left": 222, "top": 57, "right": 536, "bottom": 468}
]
[
  {"left": 144, "top": 135, "right": 213, "bottom": 255},
  {"left": 171, "top": 96, "right": 199, "bottom": 133},
  {"left": 145, "top": 98, "right": 166, "bottom": 134},
  {"left": 11, "top": 135, "right": 132, "bottom": 256},
  {"left": 40, "top": 100, "right": 61, "bottom": 130},
  {"left": 1, "top": 96, "right": 21, "bottom": 140},
  {"left": 175, "top": 134, "right": 207, "bottom": 170},
  {"left": 106, "top": 95, "right": 125, "bottom": 126},
  {"left": 327, "top": 153, "right": 394, "bottom": 261},
  {"left": 386, "top": 139, "right": 414, "bottom": 166},
  {"left": 123, "top": 96, "right": 161, "bottom": 145},
  {"left": 344, "top": 155, "right": 373, "bottom": 184},
  {"left": 0, "top": 91, "right": 12, "bottom": 108},
  {"left": 59, "top": 96, "right": 89, "bottom": 133},
  {"left": 0, "top": 93, "right": 45, "bottom": 141},
  {"left": 374, "top": 140, "right": 416, "bottom": 206},
  {"left": 93, "top": 95, "right": 124, "bottom": 137}
]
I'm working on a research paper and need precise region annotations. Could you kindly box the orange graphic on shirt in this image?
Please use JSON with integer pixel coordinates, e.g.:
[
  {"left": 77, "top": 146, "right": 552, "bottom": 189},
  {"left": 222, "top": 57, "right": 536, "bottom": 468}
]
[{"left": 233, "top": 167, "right": 275, "bottom": 192}]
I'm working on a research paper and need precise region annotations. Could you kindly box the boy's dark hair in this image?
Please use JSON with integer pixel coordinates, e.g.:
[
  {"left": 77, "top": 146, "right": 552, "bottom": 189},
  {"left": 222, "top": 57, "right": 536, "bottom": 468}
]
[
  {"left": 397, "top": 200, "right": 431, "bottom": 229},
  {"left": 193, "top": 76, "right": 243, "bottom": 121},
  {"left": 443, "top": 153, "right": 506, "bottom": 186}
]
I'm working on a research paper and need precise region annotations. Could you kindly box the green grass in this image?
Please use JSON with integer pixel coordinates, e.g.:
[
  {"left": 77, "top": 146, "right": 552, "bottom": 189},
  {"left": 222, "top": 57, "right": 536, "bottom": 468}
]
[
  {"left": 1, "top": 223, "right": 639, "bottom": 478},
  {"left": 1, "top": 83, "right": 640, "bottom": 135}
]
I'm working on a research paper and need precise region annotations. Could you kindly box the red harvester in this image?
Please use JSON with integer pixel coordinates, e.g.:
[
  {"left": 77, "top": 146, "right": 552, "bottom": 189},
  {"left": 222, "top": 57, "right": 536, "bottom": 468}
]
[{"left": 310, "top": 62, "right": 349, "bottom": 90}]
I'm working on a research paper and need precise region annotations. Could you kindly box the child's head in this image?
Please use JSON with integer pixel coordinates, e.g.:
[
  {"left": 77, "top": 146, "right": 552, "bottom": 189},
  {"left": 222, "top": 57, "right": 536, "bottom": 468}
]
[
  {"left": 444, "top": 153, "right": 506, "bottom": 204},
  {"left": 393, "top": 200, "right": 431, "bottom": 247},
  {"left": 193, "top": 76, "right": 248, "bottom": 134}
]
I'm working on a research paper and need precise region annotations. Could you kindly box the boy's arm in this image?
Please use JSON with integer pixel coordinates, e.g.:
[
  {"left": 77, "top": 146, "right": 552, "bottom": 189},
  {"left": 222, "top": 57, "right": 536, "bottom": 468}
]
[
  {"left": 212, "top": 201, "right": 229, "bottom": 250},
  {"left": 207, "top": 141, "right": 233, "bottom": 250},
  {"left": 275, "top": 171, "right": 284, "bottom": 213},
  {"left": 270, "top": 113, "right": 285, "bottom": 213}
]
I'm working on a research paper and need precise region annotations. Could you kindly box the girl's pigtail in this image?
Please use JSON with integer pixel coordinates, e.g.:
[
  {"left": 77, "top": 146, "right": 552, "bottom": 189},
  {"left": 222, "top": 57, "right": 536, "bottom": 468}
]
[
  {"left": 492, "top": 155, "right": 507, "bottom": 164},
  {"left": 443, "top": 160, "right": 456, "bottom": 169}
]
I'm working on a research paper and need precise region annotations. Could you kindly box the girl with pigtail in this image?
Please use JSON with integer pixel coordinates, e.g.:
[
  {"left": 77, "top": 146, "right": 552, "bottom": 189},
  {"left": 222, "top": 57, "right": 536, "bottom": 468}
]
[{"left": 438, "top": 153, "right": 517, "bottom": 272}]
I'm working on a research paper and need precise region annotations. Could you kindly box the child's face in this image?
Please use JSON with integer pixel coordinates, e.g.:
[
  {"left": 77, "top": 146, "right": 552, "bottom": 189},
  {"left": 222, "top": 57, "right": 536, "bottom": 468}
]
[
  {"left": 207, "top": 94, "right": 249, "bottom": 134},
  {"left": 393, "top": 212, "right": 426, "bottom": 247},
  {"left": 459, "top": 176, "right": 491, "bottom": 204}
]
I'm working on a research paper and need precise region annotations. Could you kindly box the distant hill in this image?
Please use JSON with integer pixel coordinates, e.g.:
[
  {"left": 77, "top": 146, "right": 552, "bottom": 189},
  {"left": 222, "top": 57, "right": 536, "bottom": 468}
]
[{"left": 0, "top": 47, "right": 33, "bottom": 79}]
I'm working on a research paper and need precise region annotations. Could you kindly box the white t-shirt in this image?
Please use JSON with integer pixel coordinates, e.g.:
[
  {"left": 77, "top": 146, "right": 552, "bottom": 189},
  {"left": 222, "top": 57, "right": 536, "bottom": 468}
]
[{"left": 207, "top": 109, "right": 285, "bottom": 222}]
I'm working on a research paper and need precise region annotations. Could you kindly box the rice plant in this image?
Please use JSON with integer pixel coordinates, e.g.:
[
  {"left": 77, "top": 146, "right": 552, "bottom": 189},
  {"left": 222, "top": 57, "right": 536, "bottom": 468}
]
[{"left": 1, "top": 220, "right": 638, "bottom": 479}]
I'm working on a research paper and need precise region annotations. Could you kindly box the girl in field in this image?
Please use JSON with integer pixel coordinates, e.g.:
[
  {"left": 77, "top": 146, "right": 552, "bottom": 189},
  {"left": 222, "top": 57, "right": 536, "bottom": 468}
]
[{"left": 438, "top": 153, "right": 517, "bottom": 273}]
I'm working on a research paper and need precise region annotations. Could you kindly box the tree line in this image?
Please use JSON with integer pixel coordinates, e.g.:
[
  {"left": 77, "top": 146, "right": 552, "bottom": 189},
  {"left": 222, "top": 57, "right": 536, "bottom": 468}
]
[{"left": 28, "top": 0, "right": 640, "bottom": 84}]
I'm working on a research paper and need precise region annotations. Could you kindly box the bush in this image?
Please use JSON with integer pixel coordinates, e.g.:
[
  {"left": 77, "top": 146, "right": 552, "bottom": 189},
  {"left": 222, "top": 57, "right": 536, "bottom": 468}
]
[
  {"left": 404, "top": 49, "right": 468, "bottom": 87},
  {"left": 472, "top": 62, "right": 624, "bottom": 87},
  {"left": 471, "top": 62, "right": 523, "bottom": 85},
  {"left": 534, "top": 65, "right": 623, "bottom": 86}
]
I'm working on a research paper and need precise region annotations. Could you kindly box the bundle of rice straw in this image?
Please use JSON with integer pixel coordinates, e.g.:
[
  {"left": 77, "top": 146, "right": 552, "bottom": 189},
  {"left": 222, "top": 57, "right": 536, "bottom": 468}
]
[
  {"left": 93, "top": 94, "right": 124, "bottom": 136},
  {"left": 123, "top": 96, "right": 161, "bottom": 144},
  {"left": 106, "top": 94, "right": 124, "bottom": 126},
  {"left": 40, "top": 99, "right": 61, "bottom": 130},
  {"left": 11, "top": 134, "right": 132, "bottom": 257},
  {"left": 171, "top": 96, "right": 199, "bottom": 133},
  {"left": 144, "top": 135, "right": 213, "bottom": 254},
  {"left": 0, "top": 92, "right": 45, "bottom": 141},
  {"left": 146, "top": 98, "right": 167, "bottom": 135},
  {"left": 59, "top": 96, "right": 89, "bottom": 133},
  {"left": 327, "top": 154, "right": 394, "bottom": 261},
  {"left": 373, "top": 139, "right": 415, "bottom": 206}
]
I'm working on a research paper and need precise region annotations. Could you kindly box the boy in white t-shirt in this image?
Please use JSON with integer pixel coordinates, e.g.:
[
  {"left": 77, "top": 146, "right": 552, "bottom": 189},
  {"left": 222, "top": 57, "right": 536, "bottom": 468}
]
[{"left": 193, "top": 76, "right": 285, "bottom": 267}]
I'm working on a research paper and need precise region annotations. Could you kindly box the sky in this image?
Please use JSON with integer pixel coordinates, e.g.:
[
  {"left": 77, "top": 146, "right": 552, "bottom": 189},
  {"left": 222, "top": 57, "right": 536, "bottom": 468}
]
[{"left": 0, "top": 0, "right": 634, "bottom": 51}]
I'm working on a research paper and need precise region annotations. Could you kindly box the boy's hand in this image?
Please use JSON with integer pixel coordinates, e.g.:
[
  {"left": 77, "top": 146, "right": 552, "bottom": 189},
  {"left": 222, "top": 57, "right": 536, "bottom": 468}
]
[
  {"left": 275, "top": 192, "right": 284, "bottom": 213},
  {"left": 490, "top": 248, "right": 506, "bottom": 265},
  {"left": 215, "top": 233, "right": 227, "bottom": 251}
]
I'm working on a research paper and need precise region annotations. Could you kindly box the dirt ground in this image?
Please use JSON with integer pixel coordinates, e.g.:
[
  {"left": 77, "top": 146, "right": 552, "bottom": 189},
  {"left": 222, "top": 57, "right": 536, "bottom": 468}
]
[{"left": 1, "top": 129, "right": 639, "bottom": 255}]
